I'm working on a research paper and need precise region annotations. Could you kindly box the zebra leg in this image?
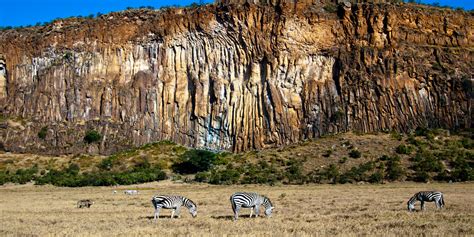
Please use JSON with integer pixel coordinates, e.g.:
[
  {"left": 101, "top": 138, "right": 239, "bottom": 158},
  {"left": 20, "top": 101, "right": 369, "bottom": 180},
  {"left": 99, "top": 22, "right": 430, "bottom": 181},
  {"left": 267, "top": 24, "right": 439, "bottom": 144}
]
[
  {"left": 154, "top": 207, "right": 161, "bottom": 222},
  {"left": 175, "top": 207, "right": 181, "bottom": 218},
  {"left": 421, "top": 201, "right": 425, "bottom": 211},
  {"left": 234, "top": 205, "right": 241, "bottom": 221},
  {"left": 171, "top": 209, "right": 176, "bottom": 218},
  {"left": 254, "top": 205, "right": 260, "bottom": 217},
  {"left": 249, "top": 207, "right": 253, "bottom": 218}
]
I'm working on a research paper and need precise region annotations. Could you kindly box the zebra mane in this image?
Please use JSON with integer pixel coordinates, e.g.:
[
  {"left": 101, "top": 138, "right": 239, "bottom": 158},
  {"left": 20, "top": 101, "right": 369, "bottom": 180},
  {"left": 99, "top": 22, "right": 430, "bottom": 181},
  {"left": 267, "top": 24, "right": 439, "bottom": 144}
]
[
  {"left": 263, "top": 196, "right": 273, "bottom": 208},
  {"left": 183, "top": 197, "right": 196, "bottom": 208}
]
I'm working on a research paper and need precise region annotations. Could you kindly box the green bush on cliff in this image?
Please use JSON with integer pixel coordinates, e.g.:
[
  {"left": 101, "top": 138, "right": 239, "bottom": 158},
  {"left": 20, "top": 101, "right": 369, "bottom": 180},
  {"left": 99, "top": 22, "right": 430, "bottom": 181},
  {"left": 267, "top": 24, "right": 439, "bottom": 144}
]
[
  {"left": 349, "top": 149, "right": 362, "bottom": 159},
  {"left": 38, "top": 126, "right": 48, "bottom": 140},
  {"left": 84, "top": 130, "right": 102, "bottom": 144},
  {"left": 395, "top": 144, "right": 413, "bottom": 155}
]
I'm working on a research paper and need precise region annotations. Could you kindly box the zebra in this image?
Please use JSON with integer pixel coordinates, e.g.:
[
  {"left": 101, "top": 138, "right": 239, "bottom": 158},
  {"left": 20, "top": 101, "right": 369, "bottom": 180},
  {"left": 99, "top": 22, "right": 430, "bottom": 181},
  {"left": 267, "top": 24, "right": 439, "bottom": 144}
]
[
  {"left": 124, "top": 190, "right": 139, "bottom": 195},
  {"left": 407, "top": 191, "right": 445, "bottom": 212},
  {"left": 230, "top": 192, "right": 274, "bottom": 220},
  {"left": 77, "top": 199, "right": 94, "bottom": 208},
  {"left": 151, "top": 195, "right": 197, "bottom": 220}
]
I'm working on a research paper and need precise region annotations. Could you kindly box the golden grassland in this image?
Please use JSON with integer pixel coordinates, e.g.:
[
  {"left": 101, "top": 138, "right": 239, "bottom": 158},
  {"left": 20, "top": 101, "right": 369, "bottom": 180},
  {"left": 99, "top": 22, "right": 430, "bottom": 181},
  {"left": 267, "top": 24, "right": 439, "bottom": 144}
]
[{"left": 1, "top": 181, "right": 473, "bottom": 236}]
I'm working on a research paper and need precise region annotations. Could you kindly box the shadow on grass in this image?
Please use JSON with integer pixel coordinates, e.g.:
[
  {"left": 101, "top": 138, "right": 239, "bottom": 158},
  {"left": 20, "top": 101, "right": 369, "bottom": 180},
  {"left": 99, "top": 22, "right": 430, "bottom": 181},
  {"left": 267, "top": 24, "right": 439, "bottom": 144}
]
[
  {"left": 211, "top": 214, "right": 253, "bottom": 220},
  {"left": 141, "top": 215, "right": 175, "bottom": 220}
]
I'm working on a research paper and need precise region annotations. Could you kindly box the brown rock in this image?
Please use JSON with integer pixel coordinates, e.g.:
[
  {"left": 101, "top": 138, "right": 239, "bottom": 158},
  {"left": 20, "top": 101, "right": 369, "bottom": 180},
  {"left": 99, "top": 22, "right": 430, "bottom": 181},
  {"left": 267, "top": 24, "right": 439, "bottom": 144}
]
[{"left": 0, "top": 3, "right": 471, "bottom": 155}]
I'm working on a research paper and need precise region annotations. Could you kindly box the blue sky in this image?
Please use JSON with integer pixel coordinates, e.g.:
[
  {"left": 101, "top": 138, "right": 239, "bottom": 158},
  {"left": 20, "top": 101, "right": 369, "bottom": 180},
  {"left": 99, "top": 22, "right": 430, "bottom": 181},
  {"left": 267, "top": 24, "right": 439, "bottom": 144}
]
[{"left": 0, "top": 0, "right": 472, "bottom": 27}]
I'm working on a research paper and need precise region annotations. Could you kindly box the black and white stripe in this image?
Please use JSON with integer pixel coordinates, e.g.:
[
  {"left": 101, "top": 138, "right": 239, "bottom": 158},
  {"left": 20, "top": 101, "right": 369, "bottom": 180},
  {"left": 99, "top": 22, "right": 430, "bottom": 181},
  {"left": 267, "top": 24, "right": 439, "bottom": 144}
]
[
  {"left": 230, "top": 192, "right": 274, "bottom": 220},
  {"left": 151, "top": 195, "right": 197, "bottom": 220},
  {"left": 407, "top": 191, "right": 445, "bottom": 211}
]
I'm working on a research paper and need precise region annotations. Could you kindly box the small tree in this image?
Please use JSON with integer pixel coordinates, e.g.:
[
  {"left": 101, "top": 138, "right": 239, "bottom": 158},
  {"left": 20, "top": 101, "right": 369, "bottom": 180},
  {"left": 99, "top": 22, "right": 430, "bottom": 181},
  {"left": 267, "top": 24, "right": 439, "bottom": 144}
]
[
  {"left": 84, "top": 130, "right": 102, "bottom": 144},
  {"left": 172, "top": 149, "right": 217, "bottom": 174},
  {"left": 349, "top": 149, "right": 362, "bottom": 159},
  {"left": 38, "top": 126, "right": 48, "bottom": 140},
  {"left": 385, "top": 155, "right": 405, "bottom": 181}
]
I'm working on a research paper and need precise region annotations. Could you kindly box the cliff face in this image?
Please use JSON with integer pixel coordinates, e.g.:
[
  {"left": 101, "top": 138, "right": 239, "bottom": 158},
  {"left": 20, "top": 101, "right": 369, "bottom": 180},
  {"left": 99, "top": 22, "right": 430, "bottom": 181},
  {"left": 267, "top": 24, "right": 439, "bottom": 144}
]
[{"left": 0, "top": 2, "right": 472, "bottom": 155}]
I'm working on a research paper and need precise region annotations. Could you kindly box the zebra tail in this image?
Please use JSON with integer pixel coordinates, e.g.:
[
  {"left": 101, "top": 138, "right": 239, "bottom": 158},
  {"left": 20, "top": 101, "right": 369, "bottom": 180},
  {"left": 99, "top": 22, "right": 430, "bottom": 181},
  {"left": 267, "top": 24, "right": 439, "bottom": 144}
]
[{"left": 441, "top": 194, "right": 445, "bottom": 206}]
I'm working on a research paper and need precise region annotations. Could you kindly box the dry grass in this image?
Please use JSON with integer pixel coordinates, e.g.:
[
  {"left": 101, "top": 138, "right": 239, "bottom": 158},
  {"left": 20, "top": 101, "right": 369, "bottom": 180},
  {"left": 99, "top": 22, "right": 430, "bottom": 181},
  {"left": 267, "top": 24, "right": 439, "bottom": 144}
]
[{"left": 1, "top": 182, "right": 473, "bottom": 236}]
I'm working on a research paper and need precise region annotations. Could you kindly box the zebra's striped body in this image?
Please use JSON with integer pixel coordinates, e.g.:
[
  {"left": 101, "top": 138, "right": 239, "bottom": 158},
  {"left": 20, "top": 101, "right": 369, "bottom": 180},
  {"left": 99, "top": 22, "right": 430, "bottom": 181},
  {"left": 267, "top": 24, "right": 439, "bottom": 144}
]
[
  {"left": 124, "top": 190, "right": 139, "bottom": 195},
  {"left": 151, "top": 195, "right": 197, "bottom": 220},
  {"left": 230, "top": 192, "right": 274, "bottom": 220},
  {"left": 77, "top": 199, "right": 94, "bottom": 208},
  {"left": 407, "top": 191, "right": 445, "bottom": 212}
]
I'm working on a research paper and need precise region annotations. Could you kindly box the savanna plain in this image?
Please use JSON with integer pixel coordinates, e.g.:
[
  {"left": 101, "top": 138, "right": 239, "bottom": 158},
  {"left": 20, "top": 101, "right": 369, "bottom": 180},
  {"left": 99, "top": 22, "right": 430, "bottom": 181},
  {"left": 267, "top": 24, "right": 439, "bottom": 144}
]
[{"left": 1, "top": 181, "right": 473, "bottom": 236}]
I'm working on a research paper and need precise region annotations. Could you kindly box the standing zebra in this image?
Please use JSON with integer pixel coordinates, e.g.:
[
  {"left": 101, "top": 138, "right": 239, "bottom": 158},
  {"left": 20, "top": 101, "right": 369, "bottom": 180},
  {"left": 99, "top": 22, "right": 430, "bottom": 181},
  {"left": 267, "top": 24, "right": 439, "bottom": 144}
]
[
  {"left": 151, "top": 195, "right": 197, "bottom": 220},
  {"left": 407, "top": 191, "right": 445, "bottom": 212},
  {"left": 230, "top": 192, "right": 274, "bottom": 220},
  {"left": 77, "top": 199, "right": 94, "bottom": 208}
]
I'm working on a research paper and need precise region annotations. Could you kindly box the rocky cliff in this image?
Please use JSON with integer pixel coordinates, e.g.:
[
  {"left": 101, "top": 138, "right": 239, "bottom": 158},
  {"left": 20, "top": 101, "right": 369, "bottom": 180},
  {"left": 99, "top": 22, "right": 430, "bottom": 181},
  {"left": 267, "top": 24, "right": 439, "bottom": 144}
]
[{"left": 0, "top": 1, "right": 472, "bottom": 155}]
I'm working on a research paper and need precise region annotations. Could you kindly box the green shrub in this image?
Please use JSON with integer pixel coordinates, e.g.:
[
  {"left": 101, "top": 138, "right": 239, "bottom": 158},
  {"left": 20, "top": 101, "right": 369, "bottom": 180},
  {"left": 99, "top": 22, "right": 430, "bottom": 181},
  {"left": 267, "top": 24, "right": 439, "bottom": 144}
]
[
  {"left": 413, "top": 170, "right": 430, "bottom": 182},
  {"left": 450, "top": 157, "right": 473, "bottom": 181},
  {"left": 460, "top": 138, "right": 474, "bottom": 149},
  {"left": 390, "top": 131, "right": 403, "bottom": 141},
  {"left": 11, "top": 165, "right": 38, "bottom": 184},
  {"left": 285, "top": 159, "right": 306, "bottom": 184},
  {"left": 369, "top": 171, "right": 384, "bottom": 183},
  {"left": 395, "top": 144, "right": 413, "bottom": 155},
  {"left": 414, "top": 127, "right": 432, "bottom": 138},
  {"left": 238, "top": 160, "right": 282, "bottom": 185},
  {"left": 172, "top": 149, "right": 217, "bottom": 174},
  {"left": 98, "top": 156, "right": 117, "bottom": 171},
  {"left": 340, "top": 161, "right": 375, "bottom": 183},
  {"left": 35, "top": 164, "right": 166, "bottom": 187},
  {"left": 379, "top": 155, "right": 390, "bottom": 161},
  {"left": 348, "top": 149, "right": 362, "bottom": 159},
  {"left": 412, "top": 151, "right": 444, "bottom": 173},
  {"left": 322, "top": 164, "right": 340, "bottom": 184},
  {"left": 323, "top": 3, "right": 338, "bottom": 13},
  {"left": 194, "top": 172, "right": 210, "bottom": 182},
  {"left": 38, "top": 126, "right": 48, "bottom": 139},
  {"left": 330, "top": 111, "right": 345, "bottom": 122},
  {"left": 0, "top": 171, "right": 11, "bottom": 185},
  {"left": 84, "top": 130, "right": 102, "bottom": 143},
  {"left": 209, "top": 168, "right": 240, "bottom": 185},
  {"left": 339, "top": 157, "right": 348, "bottom": 164},
  {"left": 323, "top": 149, "right": 333, "bottom": 158},
  {"left": 385, "top": 155, "right": 405, "bottom": 181},
  {"left": 65, "top": 163, "right": 80, "bottom": 175}
]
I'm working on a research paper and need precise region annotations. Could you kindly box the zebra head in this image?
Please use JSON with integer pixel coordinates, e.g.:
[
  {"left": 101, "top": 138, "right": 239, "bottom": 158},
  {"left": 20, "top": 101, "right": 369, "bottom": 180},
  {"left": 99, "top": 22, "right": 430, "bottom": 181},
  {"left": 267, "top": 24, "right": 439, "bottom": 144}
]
[
  {"left": 407, "top": 200, "right": 415, "bottom": 212},
  {"left": 263, "top": 197, "right": 274, "bottom": 217},
  {"left": 188, "top": 200, "right": 197, "bottom": 218}
]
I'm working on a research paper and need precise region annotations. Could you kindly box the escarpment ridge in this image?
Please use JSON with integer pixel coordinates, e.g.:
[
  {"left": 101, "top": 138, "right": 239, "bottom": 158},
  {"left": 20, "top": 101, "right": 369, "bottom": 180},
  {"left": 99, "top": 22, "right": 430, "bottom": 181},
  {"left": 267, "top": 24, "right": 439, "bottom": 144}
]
[{"left": 0, "top": 2, "right": 472, "bottom": 155}]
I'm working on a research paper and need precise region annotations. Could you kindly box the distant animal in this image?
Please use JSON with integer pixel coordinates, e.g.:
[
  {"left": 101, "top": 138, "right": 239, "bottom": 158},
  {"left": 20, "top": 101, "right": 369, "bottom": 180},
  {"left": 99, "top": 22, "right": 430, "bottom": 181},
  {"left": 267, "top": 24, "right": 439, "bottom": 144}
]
[
  {"left": 407, "top": 191, "right": 445, "bottom": 212},
  {"left": 77, "top": 199, "right": 94, "bottom": 208},
  {"left": 230, "top": 192, "right": 274, "bottom": 220},
  {"left": 124, "top": 190, "right": 139, "bottom": 195},
  {"left": 151, "top": 195, "right": 197, "bottom": 221}
]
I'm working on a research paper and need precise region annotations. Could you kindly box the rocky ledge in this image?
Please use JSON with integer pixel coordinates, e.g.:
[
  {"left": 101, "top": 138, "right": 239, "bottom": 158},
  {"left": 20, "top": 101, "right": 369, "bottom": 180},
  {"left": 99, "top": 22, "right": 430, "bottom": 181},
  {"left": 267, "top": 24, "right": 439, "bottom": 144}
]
[{"left": 0, "top": 1, "right": 472, "bottom": 155}]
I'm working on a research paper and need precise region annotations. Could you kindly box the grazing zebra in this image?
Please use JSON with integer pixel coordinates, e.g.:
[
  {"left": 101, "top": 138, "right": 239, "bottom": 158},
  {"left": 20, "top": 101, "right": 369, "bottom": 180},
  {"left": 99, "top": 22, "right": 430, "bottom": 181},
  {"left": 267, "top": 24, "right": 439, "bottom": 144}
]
[
  {"left": 151, "top": 195, "right": 197, "bottom": 220},
  {"left": 77, "top": 199, "right": 94, "bottom": 208},
  {"left": 230, "top": 192, "right": 274, "bottom": 220},
  {"left": 407, "top": 191, "right": 445, "bottom": 212},
  {"left": 124, "top": 190, "right": 139, "bottom": 195}
]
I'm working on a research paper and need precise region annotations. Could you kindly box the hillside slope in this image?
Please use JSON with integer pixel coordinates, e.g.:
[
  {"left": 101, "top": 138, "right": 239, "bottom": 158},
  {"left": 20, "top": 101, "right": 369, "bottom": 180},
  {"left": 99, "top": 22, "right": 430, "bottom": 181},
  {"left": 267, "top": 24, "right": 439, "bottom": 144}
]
[{"left": 1, "top": 129, "right": 472, "bottom": 186}]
